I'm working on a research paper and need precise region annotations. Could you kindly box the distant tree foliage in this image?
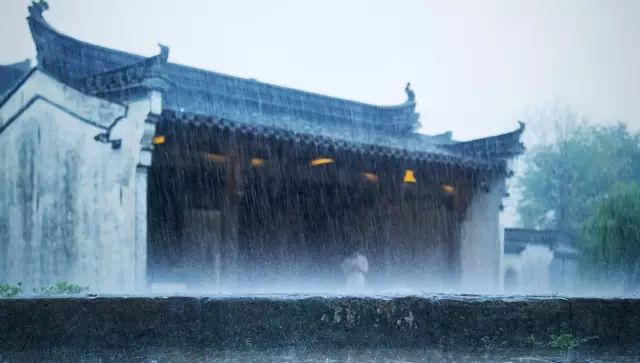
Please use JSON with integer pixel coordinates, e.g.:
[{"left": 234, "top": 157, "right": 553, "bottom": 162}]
[
  {"left": 581, "top": 182, "right": 640, "bottom": 291},
  {"left": 517, "top": 122, "right": 640, "bottom": 231}
]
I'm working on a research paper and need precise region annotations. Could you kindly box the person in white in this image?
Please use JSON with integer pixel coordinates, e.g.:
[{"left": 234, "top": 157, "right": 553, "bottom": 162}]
[{"left": 341, "top": 250, "right": 369, "bottom": 292}]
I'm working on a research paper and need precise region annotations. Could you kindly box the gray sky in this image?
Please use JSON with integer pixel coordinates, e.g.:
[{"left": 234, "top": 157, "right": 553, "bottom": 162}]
[{"left": 1, "top": 0, "right": 639, "bottom": 140}]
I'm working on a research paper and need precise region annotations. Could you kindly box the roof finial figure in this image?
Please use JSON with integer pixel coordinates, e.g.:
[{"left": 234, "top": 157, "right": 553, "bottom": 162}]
[
  {"left": 158, "top": 44, "right": 170, "bottom": 64},
  {"left": 405, "top": 82, "right": 415, "bottom": 102},
  {"left": 29, "top": 0, "right": 49, "bottom": 20}
]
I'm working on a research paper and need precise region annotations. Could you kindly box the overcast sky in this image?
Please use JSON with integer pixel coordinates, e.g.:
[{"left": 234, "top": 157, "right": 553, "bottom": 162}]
[{"left": 1, "top": 0, "right": 639, "bottom": 141}]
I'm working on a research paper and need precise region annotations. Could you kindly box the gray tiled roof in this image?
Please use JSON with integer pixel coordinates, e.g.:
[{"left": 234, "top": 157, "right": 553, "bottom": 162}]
[
  {"left": 162, "top": 110, "right": 503, "bottom": 169},
  {"left": 29, "top": 13, "right": 419, "bottom": 136},
  {"left": 0, "top": 60, "right": 30, "bottom": 97},
  {"left": 25, "top": 2, "right": 524, "bottom": 166},
  {"left": 504, "top": 228, "right": 578, "bottom": 258}
]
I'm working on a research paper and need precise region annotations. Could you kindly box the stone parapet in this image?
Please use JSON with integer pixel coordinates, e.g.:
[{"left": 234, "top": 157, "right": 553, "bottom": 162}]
[{"left": 1, "top": 295, "right": 638, "bottom": 350}]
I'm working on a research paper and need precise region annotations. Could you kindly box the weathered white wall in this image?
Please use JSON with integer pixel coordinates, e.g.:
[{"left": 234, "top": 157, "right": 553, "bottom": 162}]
[
  {"left": 549, "top": 256, "right": 577, "bottom": 293},
  {"left": 0, "top": 70, "right": 156, "bottom": 293},
  {"left": 459, "top": 178, "right": 505, "bottom": 293},
  {"left": 504, "top": 247, "right": 579, "bottom": 295},
  {"left": 503, "top": 245, "right": 554, "bottom": 294}
]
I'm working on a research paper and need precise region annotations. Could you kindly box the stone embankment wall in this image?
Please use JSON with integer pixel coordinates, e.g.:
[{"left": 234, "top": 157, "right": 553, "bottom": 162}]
[{"left": 1, "top": 296, "right": 638, "bottom": 350}]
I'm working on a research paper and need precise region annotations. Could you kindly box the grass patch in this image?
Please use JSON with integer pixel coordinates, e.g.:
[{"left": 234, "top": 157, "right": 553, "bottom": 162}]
[
  {"left": 37, "top": 281, "right": 89, "bottom": 295},
  {"left": 0, "top": 282, "right": 23, "bottom": 297}
]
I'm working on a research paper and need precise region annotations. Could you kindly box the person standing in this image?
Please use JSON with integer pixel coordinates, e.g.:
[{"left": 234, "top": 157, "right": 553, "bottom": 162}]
[{"left": 341, "top": 250, "right": 369, "bottom": 292}]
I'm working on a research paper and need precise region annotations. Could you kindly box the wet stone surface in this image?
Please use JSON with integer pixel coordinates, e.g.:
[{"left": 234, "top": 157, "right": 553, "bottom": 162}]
[
  {"left": 1, "top": 347, "right": 639, "bottom": 363},
  {"left": 1, "top": 295, "right": 639, "bottom": 352}
]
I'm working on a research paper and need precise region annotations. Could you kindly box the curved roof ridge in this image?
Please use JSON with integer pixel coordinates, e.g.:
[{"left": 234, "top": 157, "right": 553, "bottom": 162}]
[
  {"left": 443, "top": 122, "right": 526, "bottom": 159},
  {"left": 28, "top": 11, "right": 144, "bottom": 70},
  {"left": 31, "top": 12, "right": 415, "bottom": 111},
  {"left": 27, "top": 6, "right": 420, "bottom": 134},
  {"left": 166, "top": 61, "right": 415, "bottom": 110}
]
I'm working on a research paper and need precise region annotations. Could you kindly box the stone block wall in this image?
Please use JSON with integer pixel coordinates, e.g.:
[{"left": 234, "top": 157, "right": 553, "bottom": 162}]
[{"left": 0, "top": 296, "right": 638, "bottom": 350}]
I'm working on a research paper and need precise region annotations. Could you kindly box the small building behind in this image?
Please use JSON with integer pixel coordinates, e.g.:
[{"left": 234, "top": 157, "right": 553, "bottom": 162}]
[{"left": 503, "top": 228, "right": 578, "bottom": 294}]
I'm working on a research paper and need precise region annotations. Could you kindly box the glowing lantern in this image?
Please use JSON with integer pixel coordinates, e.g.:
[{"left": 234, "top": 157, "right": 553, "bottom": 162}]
[
  {"left": 361, "top": 172, "right": 379, "bottom": 182},
  {"left": 152, "top": 135, "right": 166, "bottom": 145},
  {"left": 442, "top": 184, "right": 455, "bottom": 194},
  {"left": 250, "top": 158, "right": 265, "bottom": 167},
  {"left": 310, "top": 158, "right": 334, "bottom": 166},
  {"left": 403, "top": 169, "right": 417, "bottom": 183}
]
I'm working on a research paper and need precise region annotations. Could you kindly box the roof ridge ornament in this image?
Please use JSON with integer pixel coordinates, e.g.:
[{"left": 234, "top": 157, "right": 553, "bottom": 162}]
[
  {"left": 158, "top": 44, "right": 169, "bottom": 64},
  {"left": 405, "top": 82, "right": 415, "bottom": 102},
  {"left": 28, "top": 0, "right": 49, "bottom": 21}
]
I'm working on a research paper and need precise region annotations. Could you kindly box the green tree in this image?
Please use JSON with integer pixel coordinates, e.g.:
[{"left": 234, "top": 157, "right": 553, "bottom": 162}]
[
  {"left": 581, "top": 182, "right": 640, "bottom": 292},
  {"left": 517, "top": 121, "right": 640, "bottom": 231}
]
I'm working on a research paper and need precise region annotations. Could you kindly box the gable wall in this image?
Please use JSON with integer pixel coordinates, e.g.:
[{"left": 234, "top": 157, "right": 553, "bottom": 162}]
[{"left": 0, "top": 71, "right": 154, "bottom": 293}]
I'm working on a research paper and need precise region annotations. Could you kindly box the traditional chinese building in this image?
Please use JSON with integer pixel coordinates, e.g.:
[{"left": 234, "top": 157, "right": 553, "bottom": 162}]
[{"left": 0, "top": 2, "right": 524, "bottom": 293}]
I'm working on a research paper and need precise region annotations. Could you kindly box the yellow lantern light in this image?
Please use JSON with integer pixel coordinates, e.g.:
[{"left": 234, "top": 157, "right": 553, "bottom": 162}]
[
  {"left": 152, "top": 135, "right": 166, "bottom": 145},
  {"left": 310, "top": 158, "right": 334, "bottom": 166},
  {"left": 250, "top": 158, "right": 265, "bottom": 167},
  {"left": 442, "top": 184, "right": 455, "bottom": 194},
  {"left": 361, "top": 172, "right": 379, "bottom": 182},
  {"left": 403, "top": 169, "right": 417, "bottom": 183}
]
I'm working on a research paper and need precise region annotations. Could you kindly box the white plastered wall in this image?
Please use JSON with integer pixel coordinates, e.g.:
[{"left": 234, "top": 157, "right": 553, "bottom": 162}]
[
  {"left": 503, "top": 245, "right": 554, "bottom": 294},
  {"left": 0, "top": 70, "right": 157, "bottom": 293}
]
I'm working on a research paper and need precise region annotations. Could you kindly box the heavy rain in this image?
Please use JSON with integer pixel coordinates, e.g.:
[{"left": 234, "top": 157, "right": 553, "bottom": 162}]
[{"left": 1, "top": 1, "right": 639, "bottom": 362}]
